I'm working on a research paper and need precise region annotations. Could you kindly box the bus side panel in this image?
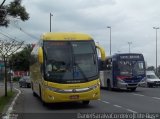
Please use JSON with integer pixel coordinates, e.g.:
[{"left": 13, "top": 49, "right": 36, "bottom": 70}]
[
  {"left": 100, "top": 70, "right": 108, "bottom": 87},
  {"left": 106, "top": 70, "right": 113, "bottom": 88},
  {"left": 30, "top": 63, "right": 42, "bottom": 97}
]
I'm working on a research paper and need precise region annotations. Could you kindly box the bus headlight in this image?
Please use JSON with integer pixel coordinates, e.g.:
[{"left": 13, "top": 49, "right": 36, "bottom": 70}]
[
  {"left": 47, "top": 86, "right": 65, "bottom": 93},
  {"left": 118, "top": 79, "right": 125, "bottom": 83},
  {"left": 88, "top": 83, "right": 99, "bottom": 90},
  {"left": 139, "top": 77, "right": 146, "bottom": 85}
]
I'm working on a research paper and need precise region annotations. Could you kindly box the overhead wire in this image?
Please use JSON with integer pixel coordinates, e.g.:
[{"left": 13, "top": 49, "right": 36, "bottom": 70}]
[
  {"left": 0, "top": 31, "right": 32, "bottom": 48},
  {"left": 9, "top": 20, "right": 39, "bottom": 42}
]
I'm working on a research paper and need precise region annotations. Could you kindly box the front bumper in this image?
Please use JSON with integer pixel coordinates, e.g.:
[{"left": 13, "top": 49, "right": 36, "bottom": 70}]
[
  {"left": 117, "top": 81, "right": 138, "bottom": 89},
  {"left": 147, "top": 81, "right": 160, "bottom": 86},
  {"left": 42, "top": 87, "right": 100, "bottom": 103}
]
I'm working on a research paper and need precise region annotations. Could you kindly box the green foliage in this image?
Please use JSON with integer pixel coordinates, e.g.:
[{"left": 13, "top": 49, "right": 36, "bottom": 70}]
[
  {"left": 7, "top": 0, "right": 29, "bottom": 21},
  {"left": 147, "top": 66, "right": 155, "bottom": 71},
  {"left": 9, "top": 44, "right": 33, "bottom": 71},
  {"left": 13, "top": 76, "right": 21, "bottom": 81},
  {"left": 0, "top": 91, "right": 15, "bottom": 112},
  {"left": 0, "top": 0, "right": 29, "bottom": 27}
]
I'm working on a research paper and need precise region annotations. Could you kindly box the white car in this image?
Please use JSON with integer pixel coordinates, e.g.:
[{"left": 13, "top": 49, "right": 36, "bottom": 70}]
[{"left": 146, "top": 71, "right": 160, "bottom": 88}]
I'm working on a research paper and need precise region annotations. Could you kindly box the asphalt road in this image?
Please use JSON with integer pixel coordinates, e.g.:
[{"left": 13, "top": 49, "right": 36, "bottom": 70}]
[{"left": 10, "top": 86, "right": 160, "bottom": 119}]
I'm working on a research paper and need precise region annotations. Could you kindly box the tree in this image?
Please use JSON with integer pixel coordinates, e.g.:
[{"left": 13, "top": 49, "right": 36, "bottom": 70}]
[
  {"left": 9, "top": 44, "right": 33, "bottom": 71},
  {"left": 147, "top": 66, "right": 155, "bottom": 71},
  {"left": 0, "top": 0, "right": 6, "bottom": 8},
  {"left": 0, "top": 39, "right": 24, "bottom": 96},
  {"left": 0, "top": 0, "right": 29, "bottom": 27}
]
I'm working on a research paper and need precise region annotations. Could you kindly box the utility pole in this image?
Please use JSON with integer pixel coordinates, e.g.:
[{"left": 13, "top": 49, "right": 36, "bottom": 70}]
[
  {"left": 153, "top": 27, "right": 159, "bottom": 74},
  {"left": 128, "top": 42, "right": 132, "bottom": 53},
  {"left": 50, "top": 13, "right": 53, "bottom": 32},
  {"left": 107, "top": 26, "right": 112, "bottom": 55}
]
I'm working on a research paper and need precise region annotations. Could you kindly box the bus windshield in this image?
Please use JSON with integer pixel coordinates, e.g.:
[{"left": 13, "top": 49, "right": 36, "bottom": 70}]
[
  {"left": 118, "top": 60, "right": 145, "bottom": 76},
  {"left": 44, "top": 41, "right": 98, "bottom": 83}
]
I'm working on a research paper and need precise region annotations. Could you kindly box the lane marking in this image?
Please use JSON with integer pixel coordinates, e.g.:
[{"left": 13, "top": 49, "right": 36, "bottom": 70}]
[
  {"left": 133, "top": 93, "right": 160, "bottom": 100},
  {"left": 113, "top": 105, "right": 122, "bottom": 108},
  {"left": 99, "top": 99, "right": 138, "bottom": 113},
  {"left": 152, "top": 97, "right": 160, "bottom": 100},
  {"left": 2, "top": 88, "right": 21, "bottom": 119},
  {"left": 101, "top": 100, "right": 110, "bottom": 104},
  {"left": 126, "top": 109, "right": 137, "bottom": 113},
  {"left": 133, "top": 94, "right": 144, "bottom": 97},
  {"left": 98, "top": 99, "right": 110, "bottom": 104}
]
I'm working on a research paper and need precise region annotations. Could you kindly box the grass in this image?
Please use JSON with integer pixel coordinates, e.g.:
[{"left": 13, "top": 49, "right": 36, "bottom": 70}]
[{"left": 0, "top": 91, "right": 15, "bottom": 113}]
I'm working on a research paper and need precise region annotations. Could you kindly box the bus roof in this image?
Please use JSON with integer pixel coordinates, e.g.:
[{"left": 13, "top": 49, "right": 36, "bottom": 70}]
[{"left": 41, "top": 32, "right": 93, "bottom": 41}]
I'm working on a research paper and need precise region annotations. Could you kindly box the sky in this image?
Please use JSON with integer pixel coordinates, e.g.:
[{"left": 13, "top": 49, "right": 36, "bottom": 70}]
[{"left": 1, "top": 0, "right": 160, "bottom": 67}]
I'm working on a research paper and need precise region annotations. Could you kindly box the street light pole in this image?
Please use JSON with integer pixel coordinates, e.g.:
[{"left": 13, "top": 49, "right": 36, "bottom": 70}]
[
  {"left": 107, "top": 26, "right": 111, "bottom": 55},
  {"left": 50, "top": 13, "right": 53, "bottom": 32},
  {"left": 128, "top": 42, "right": 132, "bottom": 53},
  {"left": 153, "top": 27, "right": 159, "bottom": 74}
]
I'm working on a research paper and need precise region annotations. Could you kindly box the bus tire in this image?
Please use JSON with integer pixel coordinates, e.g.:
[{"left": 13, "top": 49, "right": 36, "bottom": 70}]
[
  {"left": 39, "top": 85, "right": 48, "bottom": 106},
  {"left": 107, "top": 80, "right": 112, "bottom": 91},
  {"left": 31, "top": 83, "right": 37, "bottom": 97},
  {"left": 82, "top": 101, "right": 90, "bottom": 105},
  {"left": 147, "top": 83, "right": 152, "bottom": 88},
  {"left": 33, "top": 92, "right": 37, "bottom": 97},
  {"left": 31, "top": 82, "right": 34, "bottom": 90},
  {"left": 130, "top": 87, "right": 136, "bottom": 92},
  {"left": 39, "top": 85, "right": 43, "bottom": 101}
]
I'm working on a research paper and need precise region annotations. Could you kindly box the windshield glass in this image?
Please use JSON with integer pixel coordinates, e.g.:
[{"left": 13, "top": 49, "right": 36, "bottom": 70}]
[
  {"left": 118, "top": 60, "right": 145, "bottom": 76},
  {"left": 147, "top": 74, "right": 159, "bottom": 79},
  {"left": 44, "top": 41, "right": 98, "bottom": 83}
]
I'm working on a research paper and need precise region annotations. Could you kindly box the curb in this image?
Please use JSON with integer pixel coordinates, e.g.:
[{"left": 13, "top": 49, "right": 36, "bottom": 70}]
[{"left": 1, "top": 88, "right": 21, "bottom": 119}]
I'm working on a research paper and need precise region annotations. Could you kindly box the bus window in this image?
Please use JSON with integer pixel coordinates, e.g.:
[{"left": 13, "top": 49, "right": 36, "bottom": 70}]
[
  {"left": 72, "top": 41, "right": 98, "bottom": 80},
  {"left": 43, "top": 41, "right": 98, "bottom": 83},
  {"left": 71, "top": 41, "right": 95, "bottom": 54},
  {"left": 44, "top": 41, "right": 73, "bottom": 81},
  {"left": 132, "top": 61, "right": 145, "bottom": 75},
  {"left": 118, "top": 61, "right": 132, "bottom": 76}
]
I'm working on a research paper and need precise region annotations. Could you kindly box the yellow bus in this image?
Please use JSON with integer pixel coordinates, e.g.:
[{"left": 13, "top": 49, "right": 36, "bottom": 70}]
[{"left": 30, "top": 32, "right": 105, "bottom": 105}]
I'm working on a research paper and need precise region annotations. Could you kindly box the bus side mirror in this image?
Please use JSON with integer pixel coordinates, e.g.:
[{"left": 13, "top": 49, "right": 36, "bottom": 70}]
[
  {"left": 38, "top": 47, "right": 43, "bottom": 64},
  {"left": 96, "top": 45, "right": 106, "bottom": 61}
]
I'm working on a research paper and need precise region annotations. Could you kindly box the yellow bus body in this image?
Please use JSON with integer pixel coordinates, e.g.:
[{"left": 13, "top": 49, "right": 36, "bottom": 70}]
[{"left": 30, "top": 32, "right": 100, "bottom": 103}]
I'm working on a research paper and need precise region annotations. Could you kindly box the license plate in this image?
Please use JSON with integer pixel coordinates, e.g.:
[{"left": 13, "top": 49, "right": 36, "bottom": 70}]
[{"left": 69, "top": 95, "right": 79, "bottom": 99}]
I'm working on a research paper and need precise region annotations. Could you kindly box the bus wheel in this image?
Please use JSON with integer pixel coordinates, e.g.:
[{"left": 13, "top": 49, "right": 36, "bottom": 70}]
[
  {"left": 39, "top": 86, "right": 48, "bottom": 106},
  {"left": 82, "top": 101, "right": 90, "bottom": 105},
  {"left": 33, "top": 92, "right": 37, "bottom": 97},
  {"left": 39, "top": 86, "right": 43, "bottom": 101},
  {"left": 147, "top": 83, "right": 152, "bottom": 88},
  {"left": 130, "top": 87, "right": 136, "bottom": 92},
  {"left": 107, "top": 80, "right": 112, "bottom": 91}
]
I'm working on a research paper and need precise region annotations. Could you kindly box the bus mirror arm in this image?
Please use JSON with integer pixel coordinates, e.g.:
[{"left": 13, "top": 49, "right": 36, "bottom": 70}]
[
  {"left": 96, "top": 45, "right": 106, "bottom": 61},
  {"left": 38, "top": 47, "right": 44, "bottom": 64}
]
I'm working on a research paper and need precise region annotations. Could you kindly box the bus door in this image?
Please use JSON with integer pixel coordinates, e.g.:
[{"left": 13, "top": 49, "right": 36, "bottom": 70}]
[{"left": 112, "top": 59, "right": 119, "bottom": 87}]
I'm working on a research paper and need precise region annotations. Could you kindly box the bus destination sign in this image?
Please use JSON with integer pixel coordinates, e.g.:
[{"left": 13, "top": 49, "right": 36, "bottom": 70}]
[{"left": 119, "top": 55, "right": 141, "bottom": 60}]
